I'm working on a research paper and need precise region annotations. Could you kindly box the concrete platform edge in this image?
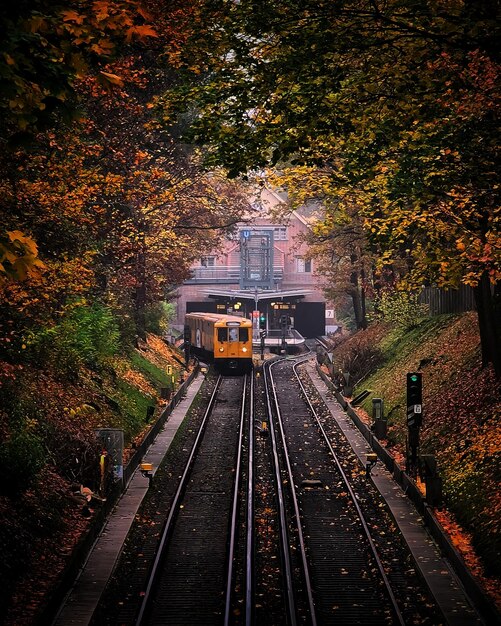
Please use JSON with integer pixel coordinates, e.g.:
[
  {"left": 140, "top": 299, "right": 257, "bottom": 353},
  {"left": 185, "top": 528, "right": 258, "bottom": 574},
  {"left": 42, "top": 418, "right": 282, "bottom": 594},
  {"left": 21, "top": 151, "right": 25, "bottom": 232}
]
[{"left": 43, "top": 365, "right": 200, "bottom": 626}]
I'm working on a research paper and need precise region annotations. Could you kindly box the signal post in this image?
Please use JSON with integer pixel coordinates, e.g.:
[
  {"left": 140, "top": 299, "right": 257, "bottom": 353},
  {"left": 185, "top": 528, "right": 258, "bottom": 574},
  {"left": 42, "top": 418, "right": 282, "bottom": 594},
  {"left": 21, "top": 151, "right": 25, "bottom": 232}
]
[{"left": 406, "top": 372, "right": 423, "bottom": 475}]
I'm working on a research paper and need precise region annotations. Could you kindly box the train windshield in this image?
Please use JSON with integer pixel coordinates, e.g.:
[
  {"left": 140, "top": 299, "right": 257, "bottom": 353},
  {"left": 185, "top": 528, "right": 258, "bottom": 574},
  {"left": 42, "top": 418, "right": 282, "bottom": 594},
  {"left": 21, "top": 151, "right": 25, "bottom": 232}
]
[
  {"left": 217, "top": 326, "right": 249, "bottom": 342},
  {"left": 217, "top": 328, "right": 228, "bottom": 342},
  {"left": 239, "top": 328, "right": 249, "bottom": 342}
]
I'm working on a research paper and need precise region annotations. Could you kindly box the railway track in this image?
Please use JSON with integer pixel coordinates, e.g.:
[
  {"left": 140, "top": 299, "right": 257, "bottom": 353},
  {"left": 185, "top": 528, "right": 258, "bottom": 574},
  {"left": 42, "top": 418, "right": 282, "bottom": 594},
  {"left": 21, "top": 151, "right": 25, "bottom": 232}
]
[
  {"left": 264, "top": 355, "right": 404, "bottom": 625},
  {"left": 136, "top": 374, "right": 250, "bottom": 625},
  {"left": 92, "top": 353, "right": 444, "bottom": 626}
]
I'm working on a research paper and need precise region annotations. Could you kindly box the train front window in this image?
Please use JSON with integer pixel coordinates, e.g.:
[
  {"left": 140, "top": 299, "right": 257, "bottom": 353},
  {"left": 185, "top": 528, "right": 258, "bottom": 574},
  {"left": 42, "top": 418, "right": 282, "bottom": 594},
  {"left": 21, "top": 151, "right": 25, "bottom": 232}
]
[
  {"left": 239, "top": 328, "right": 249, "bottom": 342},
  {"left": 228, "top": 328, "right": 239, "bottom": 342},
  {"left": 218, "top": 328, "right": 227, "bottom": 342}
]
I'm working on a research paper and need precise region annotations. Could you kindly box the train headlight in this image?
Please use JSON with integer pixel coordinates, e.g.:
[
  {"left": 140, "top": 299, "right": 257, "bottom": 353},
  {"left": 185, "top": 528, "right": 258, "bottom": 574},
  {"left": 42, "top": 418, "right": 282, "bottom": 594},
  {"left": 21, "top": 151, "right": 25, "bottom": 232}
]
[
  {"left": 219, "top": 347, "right": 224, "bottom": 352},
  {"left": 242, "top": 347, "right": 247, "bottom": 352}
]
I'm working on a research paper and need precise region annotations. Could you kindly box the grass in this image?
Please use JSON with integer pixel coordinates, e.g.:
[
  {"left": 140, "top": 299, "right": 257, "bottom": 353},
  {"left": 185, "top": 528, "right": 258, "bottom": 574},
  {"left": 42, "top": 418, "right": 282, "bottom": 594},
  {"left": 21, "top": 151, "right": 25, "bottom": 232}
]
[
  {"left": 113, "top": 379, "right": 155, "bottom": 440},
  {"left": 342, "top": 312, "right": 501, "bottom": 581},
  {"left": 130, "top": 351, "right": 173, "bottom": 388}
]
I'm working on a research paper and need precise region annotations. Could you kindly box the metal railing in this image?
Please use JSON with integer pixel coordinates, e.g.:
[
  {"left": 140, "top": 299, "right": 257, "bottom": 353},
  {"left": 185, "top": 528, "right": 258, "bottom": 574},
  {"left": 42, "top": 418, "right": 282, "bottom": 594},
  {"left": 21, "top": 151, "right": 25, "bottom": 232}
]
[{"left": 186, "top": 265, "right": 284, "bottom": 282}]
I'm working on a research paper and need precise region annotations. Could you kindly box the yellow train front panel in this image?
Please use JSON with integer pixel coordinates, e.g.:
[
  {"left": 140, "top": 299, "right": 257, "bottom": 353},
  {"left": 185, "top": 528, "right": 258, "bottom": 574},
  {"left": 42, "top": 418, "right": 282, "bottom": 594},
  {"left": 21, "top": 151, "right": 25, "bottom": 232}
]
[
  {"left": 185, "top": 312, "right": 253, "bottom": 373},
  {"left": 214, "top": 319, "right": 252, "bottom": 364}
]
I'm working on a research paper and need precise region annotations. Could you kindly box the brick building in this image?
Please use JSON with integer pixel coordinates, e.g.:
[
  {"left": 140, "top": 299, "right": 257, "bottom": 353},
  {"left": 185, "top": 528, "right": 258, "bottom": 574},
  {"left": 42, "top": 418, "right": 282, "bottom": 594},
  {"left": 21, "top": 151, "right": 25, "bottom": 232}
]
[{"left": 172, "top": 187, "right": 336, "bottom": 338}]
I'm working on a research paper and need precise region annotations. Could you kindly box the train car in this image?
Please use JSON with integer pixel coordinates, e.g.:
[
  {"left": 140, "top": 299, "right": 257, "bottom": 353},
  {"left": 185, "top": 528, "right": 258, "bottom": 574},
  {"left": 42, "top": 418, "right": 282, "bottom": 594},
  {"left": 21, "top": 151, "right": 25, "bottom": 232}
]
[{"left": 184, "top": 312, "right": 253, "bottom": 373}]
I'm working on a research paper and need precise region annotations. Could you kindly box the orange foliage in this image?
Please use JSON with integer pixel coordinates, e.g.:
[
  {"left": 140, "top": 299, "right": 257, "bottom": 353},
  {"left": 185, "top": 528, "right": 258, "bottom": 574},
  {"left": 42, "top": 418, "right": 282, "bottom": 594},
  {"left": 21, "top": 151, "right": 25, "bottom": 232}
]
[
  {"left": 121, "top": 367, "right": 156, "bottom": 397},
  {"left": 339, "top": 314, "right": 501, "bottom": 608},
  {"left": 435, "top": 508, "right": 501, "bottom": 610}
]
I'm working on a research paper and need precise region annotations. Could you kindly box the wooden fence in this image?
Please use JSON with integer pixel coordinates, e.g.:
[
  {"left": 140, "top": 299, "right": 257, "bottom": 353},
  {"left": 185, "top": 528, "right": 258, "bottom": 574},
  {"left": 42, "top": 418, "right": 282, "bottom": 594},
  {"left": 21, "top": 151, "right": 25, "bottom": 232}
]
[{"left": 418, "top": 285, "right": 476, "bottom": 316}]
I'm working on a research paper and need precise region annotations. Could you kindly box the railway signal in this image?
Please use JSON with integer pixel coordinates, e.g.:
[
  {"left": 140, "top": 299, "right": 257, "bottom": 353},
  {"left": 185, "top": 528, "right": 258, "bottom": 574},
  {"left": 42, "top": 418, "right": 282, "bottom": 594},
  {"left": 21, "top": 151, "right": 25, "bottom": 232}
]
[
  {"left": 406, "top": 372, "right": 422, "bottom": 428},
  {"left": 406, "top": 372, "right": 423, "bottom": 473},
  {"left": 259, "top": 312, "right": 266, "bottom": 329}
]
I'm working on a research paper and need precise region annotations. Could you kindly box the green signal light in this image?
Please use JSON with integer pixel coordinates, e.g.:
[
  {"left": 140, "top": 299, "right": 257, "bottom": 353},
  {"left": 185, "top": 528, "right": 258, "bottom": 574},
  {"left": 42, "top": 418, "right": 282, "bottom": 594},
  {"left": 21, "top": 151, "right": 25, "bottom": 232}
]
[{"left": 410, "top": 374, "right": 418, "bottom": 382}]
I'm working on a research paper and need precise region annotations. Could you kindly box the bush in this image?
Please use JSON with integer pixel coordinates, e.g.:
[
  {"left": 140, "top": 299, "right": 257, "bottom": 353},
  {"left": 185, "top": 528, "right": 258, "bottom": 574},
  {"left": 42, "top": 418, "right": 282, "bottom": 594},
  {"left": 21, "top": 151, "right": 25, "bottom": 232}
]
[
  {"left": 27, "top": 302, "right": 120, "bottom": 375},
  {"left": 372, "top": 290, "right": 429, "bottom": 329},
  {"left": 330, "top": 328, "right": 386, "bottom": 387},
  {"left": 74, "top": 304, "right": 120, "bottom": 363},
  {"left": 144, "top": 301, "right": 175, "bottom": 335}
]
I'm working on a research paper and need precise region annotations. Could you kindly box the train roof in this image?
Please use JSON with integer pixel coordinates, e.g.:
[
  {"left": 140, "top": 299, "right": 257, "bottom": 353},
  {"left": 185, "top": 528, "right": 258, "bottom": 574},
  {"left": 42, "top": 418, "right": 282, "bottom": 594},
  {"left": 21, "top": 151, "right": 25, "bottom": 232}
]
[{"left": 185, "top": 312, "right": 252, "bottom": 325}]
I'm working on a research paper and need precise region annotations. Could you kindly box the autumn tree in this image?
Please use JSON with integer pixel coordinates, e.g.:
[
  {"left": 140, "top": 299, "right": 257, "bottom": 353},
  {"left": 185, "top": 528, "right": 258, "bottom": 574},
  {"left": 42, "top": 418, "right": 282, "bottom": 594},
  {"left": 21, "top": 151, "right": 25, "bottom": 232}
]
[
  {"left": 0, "top": 0, "right": 157, "bottom": 136},
  {"left": 310, "top": 219, "right": 371, "bottom": 331},
  {"left": 77, "top": 40, "right": 250, "bottom": 339},
  {"left": 0, "top": 0, "right": 251, "bottom": 361},
  {"left": 267, "top": 168, "right": 374, "bottom": 329},
  {"left": 162, "top": 0, "right": 501, "bottom": 374},
  {"left": 0, "top": 0, "right": 159, "bottom": 281}
]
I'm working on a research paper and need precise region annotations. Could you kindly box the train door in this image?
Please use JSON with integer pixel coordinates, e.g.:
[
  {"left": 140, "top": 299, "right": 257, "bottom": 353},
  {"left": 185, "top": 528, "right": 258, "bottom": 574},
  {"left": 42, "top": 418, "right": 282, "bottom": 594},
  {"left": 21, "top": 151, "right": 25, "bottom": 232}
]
[{"left": 226, "top": 323, "right": 240, "bottom": 359}]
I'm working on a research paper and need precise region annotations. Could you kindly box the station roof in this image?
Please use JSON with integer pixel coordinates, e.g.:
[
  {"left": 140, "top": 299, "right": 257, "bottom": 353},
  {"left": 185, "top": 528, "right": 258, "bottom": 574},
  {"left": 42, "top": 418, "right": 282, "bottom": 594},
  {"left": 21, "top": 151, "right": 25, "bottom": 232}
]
[{"left": 200, "top": 288, "right": 312, "bottom": 302}]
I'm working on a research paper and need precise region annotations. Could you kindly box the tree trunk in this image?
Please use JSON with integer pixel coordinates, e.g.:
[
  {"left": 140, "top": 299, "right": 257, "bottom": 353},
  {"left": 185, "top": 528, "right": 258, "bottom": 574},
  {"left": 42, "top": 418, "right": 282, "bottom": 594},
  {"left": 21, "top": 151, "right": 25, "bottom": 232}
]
[
  {"left": 135, "top": 247, "right": 147, "bottom": 340},
  {"left": 350, "top": 274, "right": 367, "bottom": 330},
  {"left": 360, "top": 261, "right": 367, "bottom": 329},
  {"left": 350, "top": 251, "right": 368, "bottom": 330},
  {"left": 473, "top": 272, "right": 501, "bottom": 377},
  {"left": 350, "top": 283, "right": 367, "bottom": 330}
]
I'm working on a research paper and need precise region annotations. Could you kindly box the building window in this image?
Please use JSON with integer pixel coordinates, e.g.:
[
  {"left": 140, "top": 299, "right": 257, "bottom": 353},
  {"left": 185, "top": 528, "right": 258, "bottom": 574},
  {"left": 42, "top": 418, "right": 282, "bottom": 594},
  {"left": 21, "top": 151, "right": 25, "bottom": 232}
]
[
  {"left": 273, "top": 226, "right": 288, "bottom": 240},
  {"left": 201, "top": 256, "right": 216, "bottom": 267},
  {"left": 296, "top": 257, "right": 312, "bottom": 273}
]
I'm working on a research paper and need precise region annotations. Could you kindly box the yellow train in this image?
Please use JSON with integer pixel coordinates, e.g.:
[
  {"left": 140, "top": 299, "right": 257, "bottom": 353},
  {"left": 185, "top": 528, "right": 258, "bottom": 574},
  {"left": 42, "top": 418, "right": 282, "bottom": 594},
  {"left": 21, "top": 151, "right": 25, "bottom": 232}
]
[{"left": 184, "top": 312, "right": 253, "bottom": 373}]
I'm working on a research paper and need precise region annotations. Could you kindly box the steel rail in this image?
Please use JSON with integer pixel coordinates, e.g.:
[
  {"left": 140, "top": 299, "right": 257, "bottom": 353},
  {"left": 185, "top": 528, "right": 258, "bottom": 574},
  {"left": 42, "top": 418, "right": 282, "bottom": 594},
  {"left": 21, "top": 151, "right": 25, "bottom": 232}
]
[
  {"left": 223, "top": 374, "right": 250, "bottom": 626},
  {"left": 245, "top": 374, "right": 255, "bottom": 626},
  {"left": 262, "top": 360, "right": 299, "bottom": 626},
  {"left": 135, "top": 375, "right": 223, "bottom": 626},
  {"left": 293, "top": 359, "right": 406, "bottom": 626},
  {"left": 267, "top": 358, "right": 318, "bottom": 626}
]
